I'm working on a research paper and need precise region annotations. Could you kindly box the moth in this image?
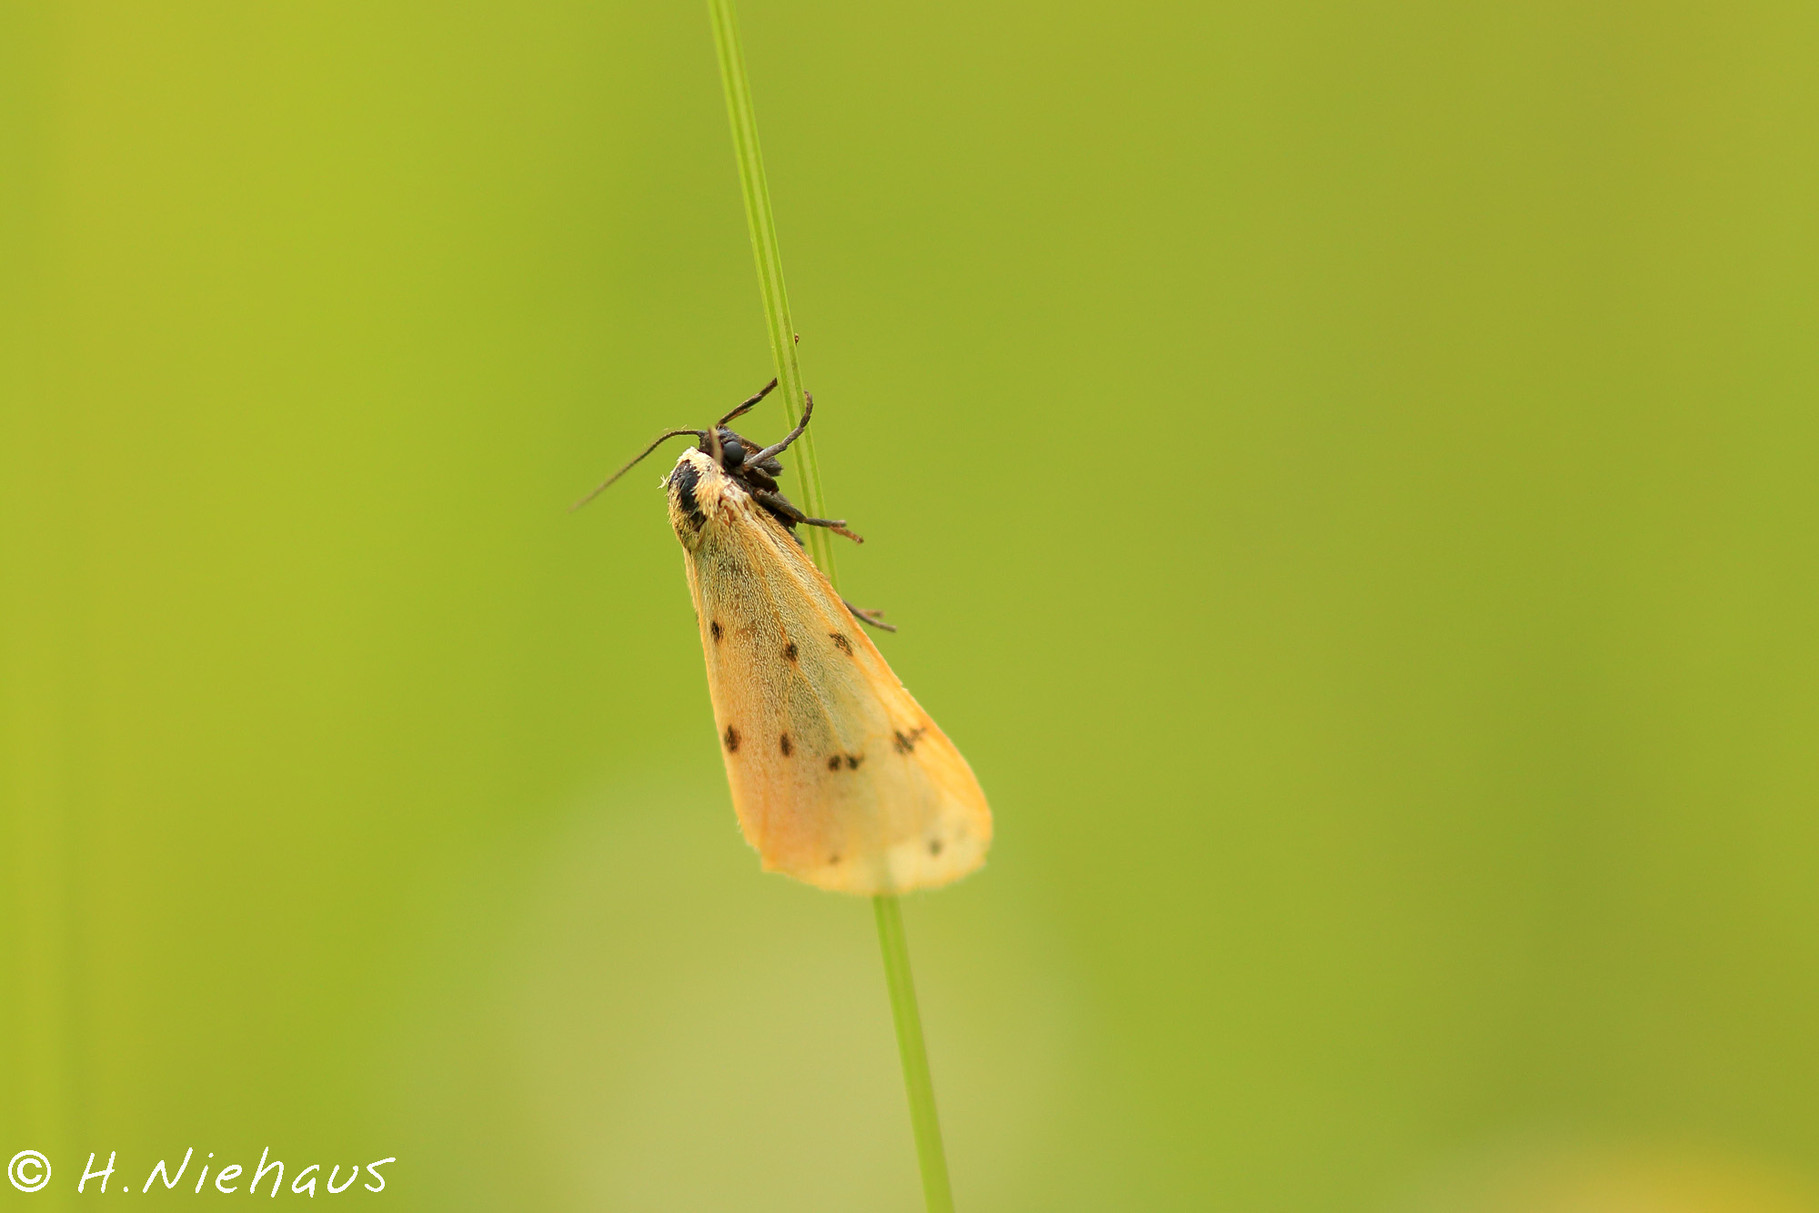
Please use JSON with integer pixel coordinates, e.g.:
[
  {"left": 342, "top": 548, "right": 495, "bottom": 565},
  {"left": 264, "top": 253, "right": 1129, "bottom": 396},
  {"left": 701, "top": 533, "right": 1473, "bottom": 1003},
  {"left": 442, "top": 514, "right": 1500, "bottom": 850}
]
[{"left": 578, "top": 378, "right": 991, "bottom": 895}]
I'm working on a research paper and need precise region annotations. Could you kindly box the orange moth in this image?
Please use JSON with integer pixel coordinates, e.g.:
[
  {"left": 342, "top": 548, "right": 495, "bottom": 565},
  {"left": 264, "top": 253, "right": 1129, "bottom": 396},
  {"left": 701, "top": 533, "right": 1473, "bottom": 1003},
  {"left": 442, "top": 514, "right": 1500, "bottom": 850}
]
[{"left": 577, "top": 379, "right": 991, "bottom": 894}]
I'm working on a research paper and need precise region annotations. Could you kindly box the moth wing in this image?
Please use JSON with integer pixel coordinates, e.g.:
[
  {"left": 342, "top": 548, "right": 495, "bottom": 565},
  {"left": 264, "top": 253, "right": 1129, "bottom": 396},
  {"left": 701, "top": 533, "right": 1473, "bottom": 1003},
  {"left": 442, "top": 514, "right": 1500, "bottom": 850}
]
[{"left": 684, "top": 481, "right": 991, "bottom": 895}]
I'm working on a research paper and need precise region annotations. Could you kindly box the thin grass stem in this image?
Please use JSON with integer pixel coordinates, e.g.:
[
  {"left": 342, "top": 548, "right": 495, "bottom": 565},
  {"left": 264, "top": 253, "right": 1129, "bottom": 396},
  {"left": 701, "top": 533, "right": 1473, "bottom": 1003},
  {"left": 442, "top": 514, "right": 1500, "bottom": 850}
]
[
  {"left": 874, "top": 893, "right": 956, "bottom": 1212},
  {"left": 707, "top": 0, "right": 834, "bottom": 582},
  {"left": 706, "top": 4, "right": 955, "bottom": 1209}
]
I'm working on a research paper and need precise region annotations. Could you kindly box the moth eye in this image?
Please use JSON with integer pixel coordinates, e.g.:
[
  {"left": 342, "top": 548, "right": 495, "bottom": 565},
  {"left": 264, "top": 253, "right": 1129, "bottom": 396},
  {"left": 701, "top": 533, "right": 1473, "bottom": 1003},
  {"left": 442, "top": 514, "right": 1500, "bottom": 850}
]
[{"left": 720, "top": 435, "right": 745, "bottom": 467}]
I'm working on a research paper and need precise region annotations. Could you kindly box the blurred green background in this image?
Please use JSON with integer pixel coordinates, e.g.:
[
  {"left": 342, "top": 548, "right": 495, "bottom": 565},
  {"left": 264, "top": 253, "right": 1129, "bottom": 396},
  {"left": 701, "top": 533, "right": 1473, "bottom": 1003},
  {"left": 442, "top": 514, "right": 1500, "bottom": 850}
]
[{"left": 3, "top": 1, "right": 1816, "bottom": 1209}]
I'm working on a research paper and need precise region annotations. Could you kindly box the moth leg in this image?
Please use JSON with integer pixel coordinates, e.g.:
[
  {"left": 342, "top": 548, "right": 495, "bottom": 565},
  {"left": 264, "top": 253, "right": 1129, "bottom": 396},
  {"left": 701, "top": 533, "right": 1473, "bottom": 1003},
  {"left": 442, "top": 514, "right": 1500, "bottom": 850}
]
[
  {"left": 717, "top": 377, "right": 779, "bottom": 427},
  {"left": 843, "top": 599, "right": 897, "bottom": 633},
  {"left": 754, "top": 487, "right": 865, "bottom": 544},
  {"left": 802, "top": 515, "right": 864, "bottom": 543},
  {"left": 748, "top": 390, "right": 815, "bottom": 465}
]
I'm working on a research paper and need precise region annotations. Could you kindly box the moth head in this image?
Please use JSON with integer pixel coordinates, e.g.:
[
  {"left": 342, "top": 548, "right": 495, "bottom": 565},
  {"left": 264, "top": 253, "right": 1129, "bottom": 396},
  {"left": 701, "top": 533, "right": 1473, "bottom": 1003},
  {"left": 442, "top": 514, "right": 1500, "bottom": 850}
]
[
  {"left": 568, "top": 376, "right": 793, "bottom": 515},
  {"left": 705, "top": 426, "right": 784, "bottom": 479}
]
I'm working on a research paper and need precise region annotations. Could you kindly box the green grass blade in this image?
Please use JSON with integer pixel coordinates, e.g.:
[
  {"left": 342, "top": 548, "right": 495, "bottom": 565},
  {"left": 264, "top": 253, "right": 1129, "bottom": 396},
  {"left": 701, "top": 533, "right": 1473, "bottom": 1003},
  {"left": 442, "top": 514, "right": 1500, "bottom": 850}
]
[
  {"left": 874, "top": 893, "right": 957, "bottom": 1212},
  {"left": 707, "top": 4, "right": 955, "bottom": 1208},
  {"left": 707, "top": 0, "right": 835, "bottom": 582}
]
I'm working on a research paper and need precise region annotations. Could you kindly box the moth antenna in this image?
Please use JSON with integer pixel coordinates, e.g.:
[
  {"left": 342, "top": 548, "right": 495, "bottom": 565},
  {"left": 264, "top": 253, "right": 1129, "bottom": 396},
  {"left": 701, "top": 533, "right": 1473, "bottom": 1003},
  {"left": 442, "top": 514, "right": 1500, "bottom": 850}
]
[
  {"left": 717, "top": 377, "right": 780, "bottom": 427},
  {"left": 570, "top": 428, "right": 705, "bottom": 512},
  {"left": 748, "top": 390, "right": 815, "bottom": 465},
  {"left": 843, "top": 600, "right": 897, "bottom": 633}
]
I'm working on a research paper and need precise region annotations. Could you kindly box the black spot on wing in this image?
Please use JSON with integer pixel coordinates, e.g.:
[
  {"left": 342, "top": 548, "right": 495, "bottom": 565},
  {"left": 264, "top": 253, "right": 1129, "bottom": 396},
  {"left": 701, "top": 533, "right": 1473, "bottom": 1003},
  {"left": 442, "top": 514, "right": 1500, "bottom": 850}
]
[
  {"left": 829, "top": 633, "right": 854, "bottom": 656},
  {"left": 723, "top": 725, "right": 740, "bottom": 753},
  {"left": 892, "top": 727, "right": 928, "bottom": 754},
  {"left": 784, "top": 641, "right": 798, "bottom": 662},
  {"left": 928, "top": 838, "right": 944, "bottom": 856},
  {"left": 827, "top": 755, "right": 842, "bottom": 771},
  {"left": 846, "top": 754, "right": 863, "bottom": 770},
  {"left": 710, "top": 619, "right": 722, "bottom": 642},
  {"left": 780, "top": 733, "right": 792, "bottom": 756}
]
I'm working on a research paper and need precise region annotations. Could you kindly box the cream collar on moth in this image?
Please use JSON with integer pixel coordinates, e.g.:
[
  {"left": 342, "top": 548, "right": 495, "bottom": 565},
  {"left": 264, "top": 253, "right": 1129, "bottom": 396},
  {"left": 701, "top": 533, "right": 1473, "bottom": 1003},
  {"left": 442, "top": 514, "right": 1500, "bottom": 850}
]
[{"left": 666, "top": 447, "right": 751, "bottom": 540}]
